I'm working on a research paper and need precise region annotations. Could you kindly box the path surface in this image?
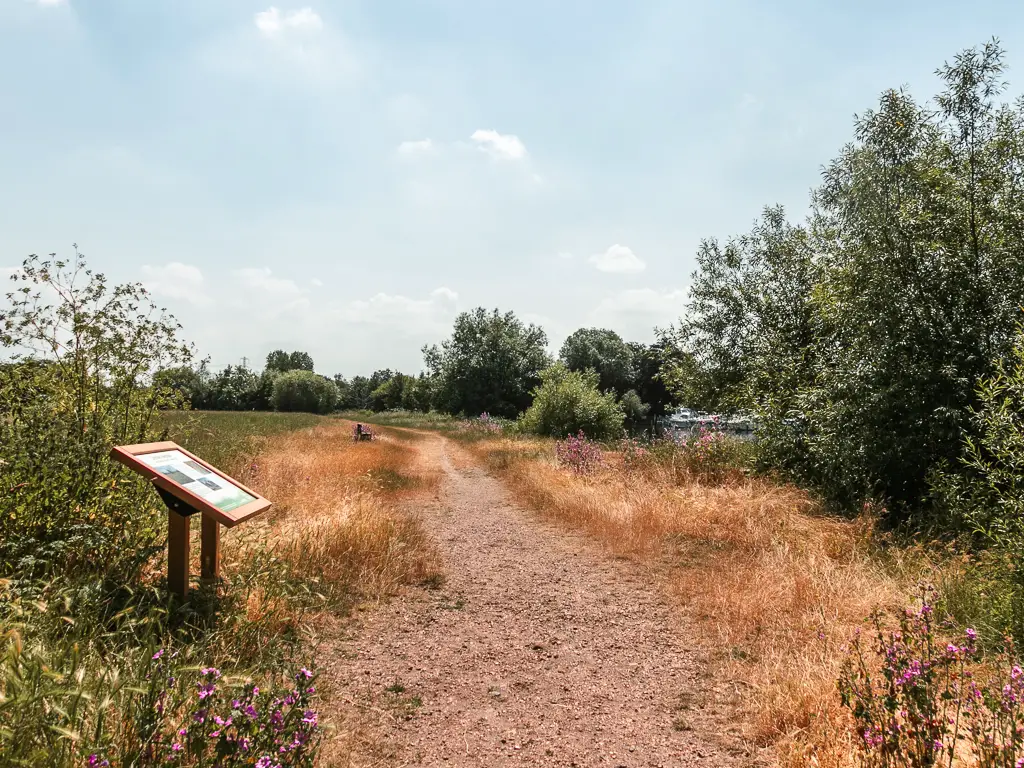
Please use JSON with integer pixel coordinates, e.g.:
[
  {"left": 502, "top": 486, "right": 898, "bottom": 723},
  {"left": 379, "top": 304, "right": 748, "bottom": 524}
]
[{"left": 325, "top": 435, "right": 751, "bottom": 767}]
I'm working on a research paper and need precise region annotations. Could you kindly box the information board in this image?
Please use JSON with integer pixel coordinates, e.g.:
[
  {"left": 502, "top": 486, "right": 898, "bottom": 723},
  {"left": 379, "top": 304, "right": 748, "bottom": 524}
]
[
  {"left": 137, "top": 449, "right": 256, "bottom": 513},
  {"left": 110, "top": 441, "right": 271, "bottom": 527}
]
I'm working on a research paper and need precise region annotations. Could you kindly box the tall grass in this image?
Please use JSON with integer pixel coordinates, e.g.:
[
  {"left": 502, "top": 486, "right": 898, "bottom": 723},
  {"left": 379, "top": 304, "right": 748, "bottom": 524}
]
[
  {"left": 243, "top": 422, "right": 441, "bottom": 601},
  {"left": 466, "top": 436, "right": 908, "bottom": 768},
  {"left": 159, "top": 410, "right": 325, "bottom": 475}
]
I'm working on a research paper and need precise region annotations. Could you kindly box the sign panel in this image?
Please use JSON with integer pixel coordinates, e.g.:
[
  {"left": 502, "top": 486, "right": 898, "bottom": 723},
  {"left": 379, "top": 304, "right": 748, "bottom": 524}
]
[
  {"left": 110, "top": 441, "right": 271, "bottom": 527},
  {"left": 137, "top": 449, "right": 256, "bottom": 513}
]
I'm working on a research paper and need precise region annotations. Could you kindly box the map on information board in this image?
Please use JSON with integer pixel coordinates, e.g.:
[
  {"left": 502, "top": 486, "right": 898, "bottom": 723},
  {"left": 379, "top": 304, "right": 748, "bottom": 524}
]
[{"left": 137, "top": 449, "right": 256, "bottom": 513}]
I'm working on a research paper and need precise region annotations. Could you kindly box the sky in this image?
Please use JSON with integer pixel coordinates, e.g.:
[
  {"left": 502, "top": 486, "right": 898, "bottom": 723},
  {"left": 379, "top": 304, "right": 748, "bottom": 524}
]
[{"left": 3, "top": 0, "right": 1024, "bottom": 376}]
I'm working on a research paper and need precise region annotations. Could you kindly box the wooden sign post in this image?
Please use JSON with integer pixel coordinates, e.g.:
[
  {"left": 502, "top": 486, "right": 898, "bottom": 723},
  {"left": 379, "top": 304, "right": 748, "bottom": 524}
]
[{"left": 110, "top": 441, "right": 272, "bottom": 599}]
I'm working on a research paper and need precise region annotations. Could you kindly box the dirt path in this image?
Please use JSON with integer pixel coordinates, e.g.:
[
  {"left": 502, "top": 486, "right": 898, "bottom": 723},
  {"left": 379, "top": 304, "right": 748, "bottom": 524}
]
[{"left": 324, "top": 434, "right": 752, "bottom": 767}]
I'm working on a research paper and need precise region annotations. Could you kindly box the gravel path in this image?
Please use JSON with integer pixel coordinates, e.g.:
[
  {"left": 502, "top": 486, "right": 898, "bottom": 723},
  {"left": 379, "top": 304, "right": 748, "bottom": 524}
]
[{"left": 324, "top": 435, "right": 750, "bottom": 767}]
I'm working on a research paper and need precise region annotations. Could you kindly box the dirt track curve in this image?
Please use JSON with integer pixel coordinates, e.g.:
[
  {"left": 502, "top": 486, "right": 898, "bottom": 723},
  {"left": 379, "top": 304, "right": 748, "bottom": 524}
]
[{"left": 324, "top": 434, "right": 755, "bottom": 767}]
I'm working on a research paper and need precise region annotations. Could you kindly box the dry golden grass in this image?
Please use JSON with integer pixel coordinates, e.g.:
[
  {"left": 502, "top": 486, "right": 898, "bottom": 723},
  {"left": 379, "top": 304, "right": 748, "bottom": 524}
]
[
  {"left": 235, "top": 422, "right": 441, "bottom": 599},
  {"left": 183, "top": 418, "right": 439, "bottom": 607},
  {"left": 467, "top": 437, "right": 907, "bottom": 768}
]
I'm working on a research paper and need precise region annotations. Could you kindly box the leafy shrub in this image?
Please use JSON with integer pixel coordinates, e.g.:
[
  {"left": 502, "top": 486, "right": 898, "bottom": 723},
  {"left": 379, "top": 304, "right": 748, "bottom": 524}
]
[
  {"left": 0, "top": 252, "right": 191, "bottom": 580},
  {"left": 666, "top": 420, "right": 753, "bottom": 483},
  {"left": 660, "top": 42, "right": 1024, "bottom": 516},
  {"left": 554, "top": 431, "right": 604, "bottom": 474},
  {"left": 369, "top": 374, "right": 406, "bottom": 412},
  {"left": 0, "top": 253, "right": 329, "bottom": 766},
  {"left": 838, "top": 589, "right": 1023, "bottom": 767},
  {"left": 930, "top": 326, "right": 1024, "bottom": 646},
  {"left": 933, "top": 327, "right": 1024, "bottom": 550},
  {"left": 205, "top": 365, "right": 263, "bottom": 411},
  {"left": 620, "top": 389, "right": 651, "bottom": 434},
  {"left": 518, "top": 363, "right": 625, "bottom": 440},
  {"left": 271, "top": 370, "right": 338, "bottom": 414}
]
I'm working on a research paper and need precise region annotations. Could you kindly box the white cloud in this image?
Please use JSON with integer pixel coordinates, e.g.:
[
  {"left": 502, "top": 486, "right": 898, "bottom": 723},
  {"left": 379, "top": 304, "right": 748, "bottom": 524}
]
[
  {"left": 310, "top": 278, "right": 323, "bottom": 287},
  {"left": 430, "top": 286, "right": 458, "bottom": 303},
  {"left": 588, "top": 244, "right": 645, "bottom": 274},
  {"left": 35, "top": 0, "right": 67, "bottom": 6},
  {"left": 133, "top": 269, "right": 458, "bottom": 376},
  {"left": 234, "top": 267, "right": 305, "bottom": 300},
  {"left": 557, "top": 251, "right": 574, "bottom": 260},
  {"left": 589, "top": 288, "right": 688, "bottom": 341},
  {"left": 254, "top": 7, "right": 323, "bottom": 37},
  {"left": 140, "top": 263, "right": 209, "bottom": 306},
  {"left": 471, "top": 129, "right": 527, "bottom": 160},
  {"left": 202, "top": 6, "right": 353, "bottom": 86},
  {"left": 396, "top": 139, "right": 434, "bottom": 156},
  {"left": 346, "top": 286, "right": 458, "bottom": 328}
]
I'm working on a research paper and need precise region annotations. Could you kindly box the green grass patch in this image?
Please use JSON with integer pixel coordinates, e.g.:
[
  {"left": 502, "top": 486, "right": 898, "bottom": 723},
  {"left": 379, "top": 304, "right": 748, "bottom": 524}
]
[
  {"left": 158, "top": 410, "right": 324, "bottom": 472},
  {"left": 337, "top": 409, "right": 460, "bottom": 432}
]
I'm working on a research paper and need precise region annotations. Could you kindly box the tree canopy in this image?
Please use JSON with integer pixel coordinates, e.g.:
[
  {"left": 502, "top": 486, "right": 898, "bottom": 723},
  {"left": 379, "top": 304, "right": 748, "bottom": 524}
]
[
  {"left": 265, "top": 350, "right": 315, "bottom": 373},
  {"left": 271, "top": 369, "right": 338, "bottom": 414},
  {"left": 424, "top": 308, "right": 550, "bottom": 418},
  {"left": 558, "top": 328, "right": 635, "bottom": 395}
]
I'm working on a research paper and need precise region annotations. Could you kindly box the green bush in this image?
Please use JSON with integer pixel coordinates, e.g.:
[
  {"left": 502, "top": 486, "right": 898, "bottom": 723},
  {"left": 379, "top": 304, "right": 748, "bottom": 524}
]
[
  {"left": 518, "top": 363, "right": 625, "bottom": 439},
  {"left": 931, "top": 325, "right": 1024, "bottom": 645},
  {"left": 271, "top": 370, "right": 338, "bottom": 414},
  {"left": 0, "top": 253, "right": 191, "bottom": 580},
  {"left": 369, "top": 373, "right": 420, "bottom": 412},
  {"left": 620, "top": 389, "right": 650, "bottom": 434},
  {"left": 933, "top": 327, "right": 1024, "bottom": 550}
]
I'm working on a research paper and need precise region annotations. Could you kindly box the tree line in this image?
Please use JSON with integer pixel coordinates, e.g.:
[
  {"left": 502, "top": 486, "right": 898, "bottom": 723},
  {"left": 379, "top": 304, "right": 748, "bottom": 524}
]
[{"left": 158, "top": 310, "right": 676, "bottom": 434}]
